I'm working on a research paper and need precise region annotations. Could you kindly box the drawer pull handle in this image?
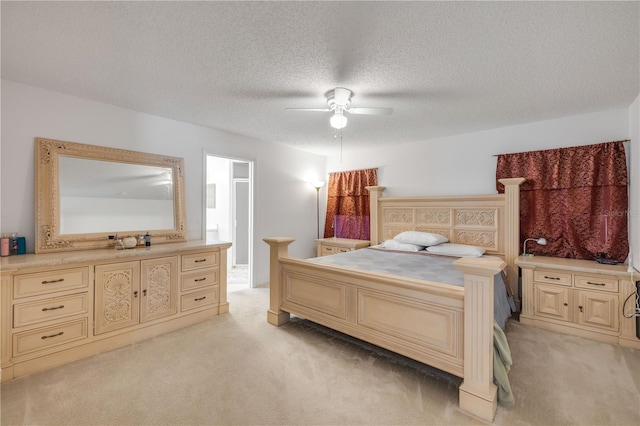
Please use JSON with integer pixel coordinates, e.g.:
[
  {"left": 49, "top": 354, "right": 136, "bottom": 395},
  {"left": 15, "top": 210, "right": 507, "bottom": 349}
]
[
  {"left": 586, "top": 281, "right": 606, "bottom": 286},
  {"left": 544, "top": 276, "right": 561, "bottom": 280},
  {"left": 194, "top": 278, "right": 207, "bottom": 282},
  {"left": 194, "top": 259, "right": 207, "bottom": 263},
  {"left": 41, "top": 278, "right": 64, "bottom": 284},
  {"left": 41, "top": 331, "right": 64, "bottom": 339},
  {"left": 563, "top": 303, "right": 568, "bottom": 306},
  {"left": 42, "top": 305, "right": 65, "bottom": 311},
  {"left": 194, "top": 296, "right": 207, "bottom": 301}
]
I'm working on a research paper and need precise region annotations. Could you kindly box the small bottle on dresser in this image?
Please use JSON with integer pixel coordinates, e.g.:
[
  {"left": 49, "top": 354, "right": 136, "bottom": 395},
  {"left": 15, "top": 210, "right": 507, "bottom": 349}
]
[
  {"left": 10, "top": 233, "right": 18, "bottom": 255},
  {"left": 0, "top": 234, "right": 9, "bottom": 257}
]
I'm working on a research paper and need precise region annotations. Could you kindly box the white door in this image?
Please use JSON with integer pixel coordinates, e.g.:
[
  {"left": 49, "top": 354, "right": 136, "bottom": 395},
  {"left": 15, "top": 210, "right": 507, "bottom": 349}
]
[{"left": 233, "top": 179, "right": 250, "bottom": 266}]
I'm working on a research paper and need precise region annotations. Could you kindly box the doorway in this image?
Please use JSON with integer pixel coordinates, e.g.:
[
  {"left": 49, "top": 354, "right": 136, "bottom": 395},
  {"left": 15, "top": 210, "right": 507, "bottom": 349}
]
[{"left": 205, "top": 155, "right": 254, "bottom": 291}]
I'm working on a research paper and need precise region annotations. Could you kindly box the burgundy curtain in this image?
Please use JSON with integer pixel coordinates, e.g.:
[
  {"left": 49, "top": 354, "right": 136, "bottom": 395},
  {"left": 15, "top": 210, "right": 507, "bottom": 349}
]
[
  {"left": 324, "top": 168, "right": 377, "bottom": 239},
  {"left": 496, "top": 141, "right": 629, "bottom": 262}
]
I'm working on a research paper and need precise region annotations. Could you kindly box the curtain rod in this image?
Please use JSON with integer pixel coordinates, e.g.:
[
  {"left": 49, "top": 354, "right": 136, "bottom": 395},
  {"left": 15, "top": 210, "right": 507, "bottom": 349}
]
[
  {"left": 491, "top": 139, "right": 630, "bottom": 157},
  {"left": 328, "top": 167, "right": 379, "bottom": 173}
]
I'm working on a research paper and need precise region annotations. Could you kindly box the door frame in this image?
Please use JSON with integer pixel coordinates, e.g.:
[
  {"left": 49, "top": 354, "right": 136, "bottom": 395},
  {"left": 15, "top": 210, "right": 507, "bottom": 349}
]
[{"left": 203, "top": 152, "right": 255, "bottom": 288}]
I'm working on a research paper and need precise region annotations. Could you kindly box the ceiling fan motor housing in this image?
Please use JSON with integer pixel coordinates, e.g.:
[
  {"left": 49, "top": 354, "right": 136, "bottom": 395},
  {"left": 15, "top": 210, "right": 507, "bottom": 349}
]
[{"left": 327, "top": 87, "right": 352, "bottom": 112}]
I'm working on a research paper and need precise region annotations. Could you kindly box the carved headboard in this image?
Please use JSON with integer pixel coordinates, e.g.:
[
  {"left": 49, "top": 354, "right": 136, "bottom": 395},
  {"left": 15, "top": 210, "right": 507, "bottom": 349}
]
[{"left": 366, "top": 178, "right": 525, "bottom": 298}]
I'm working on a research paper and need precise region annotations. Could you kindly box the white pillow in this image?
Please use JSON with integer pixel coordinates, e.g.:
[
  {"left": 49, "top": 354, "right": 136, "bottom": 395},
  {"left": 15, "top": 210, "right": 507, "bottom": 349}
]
[
  {"left": 426, "top": 243, "right": 486, "bottom": 257},
  {"left": 380, "top": 239, "right": 424, "bottom": 252},
  {"left": 393, "top": 231, "right": 448, "bottom": 247}
]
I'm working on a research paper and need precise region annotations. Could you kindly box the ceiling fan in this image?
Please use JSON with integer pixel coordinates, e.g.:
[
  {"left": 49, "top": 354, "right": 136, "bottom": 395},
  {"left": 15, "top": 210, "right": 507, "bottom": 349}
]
[{"left": 286, "top": 87, "right": 393, "bottom": 129}]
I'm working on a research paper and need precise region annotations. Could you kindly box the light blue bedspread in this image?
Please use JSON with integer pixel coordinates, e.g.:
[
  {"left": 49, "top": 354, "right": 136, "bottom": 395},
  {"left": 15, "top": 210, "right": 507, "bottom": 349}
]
[{"left": 309, "top": 248, "right": 512, "bottom": 328}]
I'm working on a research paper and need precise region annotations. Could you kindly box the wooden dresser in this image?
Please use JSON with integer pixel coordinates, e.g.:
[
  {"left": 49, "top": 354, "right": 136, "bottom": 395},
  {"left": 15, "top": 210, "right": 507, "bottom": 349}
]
[
  {"left": 516, "top": 256, "right": 639, "bottom": 349},
  {"left": 0, "top": 240, "right": 231, "bottom": 382},
  {"left": 315, "top": 237, "right": 370, "bottom": 257}
]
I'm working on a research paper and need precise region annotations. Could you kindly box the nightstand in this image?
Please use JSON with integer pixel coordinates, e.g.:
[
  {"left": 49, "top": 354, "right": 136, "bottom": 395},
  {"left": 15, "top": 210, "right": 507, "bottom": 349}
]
[
  {"left": 316, "top": 238, "right": 370, "bottom": 257},
  {"left": 516, "top": 255, "right": 639, "bottom": 349}
]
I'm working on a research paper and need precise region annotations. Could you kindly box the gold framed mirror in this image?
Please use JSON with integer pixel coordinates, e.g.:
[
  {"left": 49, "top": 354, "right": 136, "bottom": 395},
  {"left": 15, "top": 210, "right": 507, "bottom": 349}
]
[{"left": 35, "top": 138, "right": 187, "bottom": 253}]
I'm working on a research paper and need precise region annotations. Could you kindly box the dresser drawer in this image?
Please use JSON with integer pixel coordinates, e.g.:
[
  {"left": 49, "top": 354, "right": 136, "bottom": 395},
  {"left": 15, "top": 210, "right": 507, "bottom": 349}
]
[
  {"left": 13, "top": 318, "right": 88, "bottom": 357},
  {"left": 575, "top": 274, "right": 618, "bottom": 293},
  {"left": 181, "top": 286, "right": 219, "bottom": 311},
  {"left": 13, "top": 267, "right": 89, "bottom": 299},
  {"left": 181, "top": 269, "right": 219, "bottom": 292},
  {"left": 317, "top": 239, "right": 370, "bottom": 257},
  {"left": 320, "top": 245, "right": 336, "bottom": 255},
  {"left": 13, "top": 293, "right": 89, "bottom": 328},
  {"left": 533, "top": 269, "right": 572, "bottom": 286},
  {"left": 181, "top": 252, "right": 219, "bottom": 271}
]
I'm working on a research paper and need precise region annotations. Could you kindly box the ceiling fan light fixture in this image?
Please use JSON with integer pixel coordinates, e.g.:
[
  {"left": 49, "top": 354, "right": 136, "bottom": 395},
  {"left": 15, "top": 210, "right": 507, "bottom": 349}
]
[{"left": 330, "top": 111, "right": 347, "bottom": 129}]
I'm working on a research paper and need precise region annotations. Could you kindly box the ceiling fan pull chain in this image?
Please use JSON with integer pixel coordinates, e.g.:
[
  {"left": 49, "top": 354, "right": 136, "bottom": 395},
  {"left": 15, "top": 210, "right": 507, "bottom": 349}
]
[{"left": 340, "top": 127, "right": 343, "bottom": 164}]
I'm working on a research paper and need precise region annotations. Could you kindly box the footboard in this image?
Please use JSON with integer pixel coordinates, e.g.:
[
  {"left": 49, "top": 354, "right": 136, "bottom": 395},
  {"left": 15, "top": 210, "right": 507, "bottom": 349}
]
[{"left": 264, "top": 237, "right": 505, "bottom": 421}]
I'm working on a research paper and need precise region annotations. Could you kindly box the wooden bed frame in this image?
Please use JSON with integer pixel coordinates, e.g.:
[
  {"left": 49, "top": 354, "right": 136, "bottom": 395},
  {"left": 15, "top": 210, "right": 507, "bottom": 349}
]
[{"left": 264, "top": 177, "right": 524, "bottom": 421}]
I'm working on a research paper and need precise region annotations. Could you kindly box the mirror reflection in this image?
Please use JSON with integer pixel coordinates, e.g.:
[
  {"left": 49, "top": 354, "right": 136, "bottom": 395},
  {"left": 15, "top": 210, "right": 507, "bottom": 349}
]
[{"left": 59, "top": 157, "right": 175, "bottom": 234}]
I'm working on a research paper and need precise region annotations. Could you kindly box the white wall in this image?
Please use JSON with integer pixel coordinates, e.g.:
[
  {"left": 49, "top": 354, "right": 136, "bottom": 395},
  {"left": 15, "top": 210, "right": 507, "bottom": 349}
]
[
  {"left": 0, "top": 79, "right": 326, "bottom": 286},
  {"left": 205, "top": 156, "right": 231, "bottom": 243},
  {"left": 328, "top": 108, "right": 630, "bottom": 197},
  {"left": 629, "top": 95, "right": 640, "bottom": 270}
]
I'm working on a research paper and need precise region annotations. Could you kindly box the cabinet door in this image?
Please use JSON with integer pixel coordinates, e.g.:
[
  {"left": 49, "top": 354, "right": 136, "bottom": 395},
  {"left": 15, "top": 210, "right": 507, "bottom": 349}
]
[
  {"left": 140, "top": 257, "right": 178, "bottom": 323},
  {"left": 577, "top": 290, "right": 619, "bottom": 332},
  {"left": 95, "top": 261, "right": 140, "bottom": 335},
  {"left": 534, "top": 284, "right": 571, "bottom": 322}
]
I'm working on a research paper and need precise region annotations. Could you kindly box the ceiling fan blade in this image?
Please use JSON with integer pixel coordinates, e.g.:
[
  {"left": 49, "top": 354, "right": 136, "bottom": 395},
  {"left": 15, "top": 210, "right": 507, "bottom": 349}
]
[
  {"left": 285, "top": 108, "right": 332, "bottom": 112},
  {"left": 347, "top": 107, "right": 393, "bottom": 116},
  {"left": 333, "top": 87, "right": 351, "bottom": 105}
]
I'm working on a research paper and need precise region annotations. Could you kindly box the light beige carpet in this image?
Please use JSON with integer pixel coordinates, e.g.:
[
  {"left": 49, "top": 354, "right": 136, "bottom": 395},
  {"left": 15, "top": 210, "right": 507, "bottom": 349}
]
[{"left": 1, "top": 287, "right": 639, "bottom": 425}]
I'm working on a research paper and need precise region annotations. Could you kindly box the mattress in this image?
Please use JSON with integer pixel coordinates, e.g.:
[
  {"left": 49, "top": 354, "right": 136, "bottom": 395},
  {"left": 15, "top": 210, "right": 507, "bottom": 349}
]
[{"left": 309, "top": 247, "right": 513, "bottom": 328}]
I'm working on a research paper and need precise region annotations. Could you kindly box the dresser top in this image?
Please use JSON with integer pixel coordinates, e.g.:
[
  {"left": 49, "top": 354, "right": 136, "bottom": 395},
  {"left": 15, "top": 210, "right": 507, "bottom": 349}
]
[
  {"left": 516, "top": 255, "right": 635, "bottom": 278},
  {"left": 0, "top": 240, "right": 231, "bottom": 271},
  {"left": 316, "top": 237, "right": 370, "bottom": 247}
]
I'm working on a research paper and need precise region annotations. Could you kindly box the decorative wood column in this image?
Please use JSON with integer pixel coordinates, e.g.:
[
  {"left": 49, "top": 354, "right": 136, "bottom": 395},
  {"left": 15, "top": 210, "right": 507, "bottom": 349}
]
[
  {"left": 365, "top": 186, "right": 386, "bottom": 245},
  {"left": 1, "top": 268, "right": 16, "bottom": 382},
  {"left": 218, "top": 244, "right": 231, "bottom": 314},
  {"left": 453, "top": 256, "right": 506, "bottom": 422},
  {"left": 263, "top": 237, "right": 295, "bottom": 326},
  {"left": 518, "top": 264, "right": 535, "bottom": 320},
  {"left": 498, "top": 177, "right": 525, "bottom": 305}
]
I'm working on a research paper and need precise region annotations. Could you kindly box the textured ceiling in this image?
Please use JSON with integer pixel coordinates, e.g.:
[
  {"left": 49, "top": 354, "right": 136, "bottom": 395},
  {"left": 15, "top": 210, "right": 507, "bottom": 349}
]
[{"left": 2, "top": 1, "right": 639, "bottom": 156}]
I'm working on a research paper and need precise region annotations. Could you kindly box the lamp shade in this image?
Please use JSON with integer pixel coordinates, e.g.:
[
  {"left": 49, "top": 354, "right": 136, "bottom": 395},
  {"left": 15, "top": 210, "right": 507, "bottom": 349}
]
[
  {"left": 522, "top": 237, "right": 547, "bottom": 257},
  {"left": 330, "top": 112, "right": 347, "bottom": 129}
]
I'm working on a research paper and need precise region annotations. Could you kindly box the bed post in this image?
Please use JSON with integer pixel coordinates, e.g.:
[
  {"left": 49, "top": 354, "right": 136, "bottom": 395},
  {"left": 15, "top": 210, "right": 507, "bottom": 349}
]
[
  {"left": 263, "top": 237, "right": 295, "bottom": 326},
  {"left": 366, "top": 186, "right": 386, "bottom": 245},
  {"left": 453, "top": 257, "right": 507, "bottom": 422},
  {"left": 498, "top": 177, "right": 525, "bottom": 306}
]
